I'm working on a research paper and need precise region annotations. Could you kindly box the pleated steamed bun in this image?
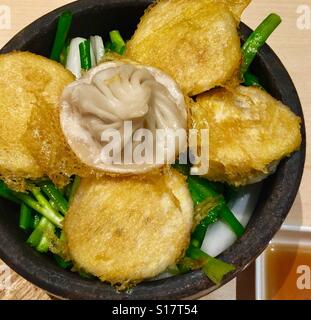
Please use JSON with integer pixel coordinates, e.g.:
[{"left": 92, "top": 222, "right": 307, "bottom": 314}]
[{"left": 60, "top": 60, "right": 188, "bottom": 175}]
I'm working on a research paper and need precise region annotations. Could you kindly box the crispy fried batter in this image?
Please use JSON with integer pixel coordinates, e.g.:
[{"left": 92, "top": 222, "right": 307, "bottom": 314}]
[
  {"left": 23, "top": 94, "right": 96, "bottom": 187},
  {"left": 190, "top": 86, "right": 302, "bottom": 186},
  {"left": 126, "top": 0, "right": 249, "bottom": 96},
  {"left": 226, "top": 0, "right": 251, "bottom": 20},
  {"left": 64, "top": 169, "right": 193, "bottom": 287},
  {"left": 0, "top": 52, "right": 73, "bottom": 190}
]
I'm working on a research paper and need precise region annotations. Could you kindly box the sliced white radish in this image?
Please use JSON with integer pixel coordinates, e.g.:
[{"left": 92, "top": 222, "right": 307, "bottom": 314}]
[
  {"left": 66, "top": 37, "right": 86, "bottom": 78},
  {"left": 90, "top": 35, "right": 105, "bottom": 64},
  {"left": 201, "top": 183, "right": 263, "bottom": 257},
  {"left": 90, "top": 43, "right": 96, "bottom": 68}
]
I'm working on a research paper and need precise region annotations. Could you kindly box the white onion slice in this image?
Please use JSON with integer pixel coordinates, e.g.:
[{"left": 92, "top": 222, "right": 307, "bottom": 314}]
[
  {"left": 66, "top": 37, "right": 96, "bottom": 77},
  {"left": 90, "top": 42, "right": 96, "bottom": 68},
  {"left": 201, "top": 183, "right": 263, "bottom": 257},
  {"left": 90, "top": 35, "right": 105, "bottom": 64},
  {"left": 66, "top": 37, "right": 86, "bottom": 78}
]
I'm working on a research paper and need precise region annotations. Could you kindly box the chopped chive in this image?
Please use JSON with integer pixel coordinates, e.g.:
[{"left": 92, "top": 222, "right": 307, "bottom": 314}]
[
  {"left": 186, "top": 246, "right": 235, "bottom": 285},
  {"left": 109, "top": 30, "right": 126, "bottom": 55},
  {"left": 19, "top": 204, "right": 33, "bottom": 231},
  {"left": 36, "top": 233, "right": 51, "bottom": 253},
  {"left": 49, "top": 199, "right": 60, "bottom": 212},
  {"left": 105, "top": 41, "right": 112, "bottom": 51},
  {"left": 27, "top": 217, "right": 55, "bottom": 252},
  {"left": 50, "top": 11, "right": 73, "bottom": 62},
  {"left": 79, "top": 40, "right": 92, "bottom": 70},
  {"left": 29, "top": 187, "right": 64, "bottom": 228},
  {"left": 0, "top": 180, "right": 20, "bottom": 204},
  {"left": 188, "top": 176, "right": 245, "bottom": 247},
  {"left": 13, "top": 187, "right": 63, "bottom": 228},
  {"left": 54, "top": 255, "right": 73, "bottom": 269},
  {"left": 32, "top": 213, "right": 41, "bottom": 230},
  {"left": 243, "top": 71, "right": 263, "bottom": 89},
  {"left": 241, "top": 13, "right": 282, "bottom": 75},
  {"left": 38, "top": 181, "right": 68, "bottom": 215},
  {"left": 218, "top": 206, "right": 245, "bottom": 238},
  {"left": 27, "top": 217, "right": 49, "bottom": 248}
]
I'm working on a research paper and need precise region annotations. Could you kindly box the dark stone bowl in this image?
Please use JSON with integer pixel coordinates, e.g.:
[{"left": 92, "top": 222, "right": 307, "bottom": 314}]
[{"left": 0, "top": 0, "right": 306, "bottom": 300}]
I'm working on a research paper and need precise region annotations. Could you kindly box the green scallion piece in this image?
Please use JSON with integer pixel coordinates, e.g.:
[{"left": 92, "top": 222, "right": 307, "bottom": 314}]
[
  {"left": 79, "top": 40, "right": 92, "bottom": 70},
  {"left": 27, "top": 217, "right": 49, "bottom": 248},
  {"left": 186, "top": 246, "right": 235, "bottom": 285},
  {"left": 54, "top": 255, "right": 73, "bottom": 269},
  {"left": 12, "top": 187, "right": 63, "bottom": 228},
  {"left": 32, "top": 213, "right": 41, "bottom": 230},
  {"left": 50, "top": 11, "right": 73, "bottom": 62},
  {"left": 105, "top": 41, "right": 112, "bottom": 51},
  {"left": 38, "top": 181, "right": 68, "bottom": 215},
  {"left": 243, "top": 71, "right": 263, "bottom": 89},
  {"left": 29, "top": 187, "right": 64, "bottom": 228},
  {"left": 188, "top": 176, "right": 245, "bottom": 245},
  {"left": 19, "top": 204, "right": 33, "bottom": 231},
  {"left": 109, "top": 30, "right": 126, "bottom": 55},
  {"left": 241, "top": 13, "right": 282, "bottom": 76},
  {"left": 0, "top": 180, "right": 20, "bottom": 204}
]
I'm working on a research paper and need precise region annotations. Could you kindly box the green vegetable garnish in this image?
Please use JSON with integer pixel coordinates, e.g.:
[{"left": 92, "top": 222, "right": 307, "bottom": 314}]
[
  {"left": 241, "top": 13, "right": 282, "bottom": 76},
  {"left": 35, "top": 224, "right": 55, "bottom": 253},
  {"left": 54, "top": 255, "right": 73, "bottom": 270},
  {"left": 180, "top": 246, "right": 235, "bottom": 285},
  {"left": 29, "top": 186, "right": 64, "bottom": 228},
  {"left": 27, "top": 217, "right": 53, "bottom": 249},
  {"left": 50, "top": 11, "right": 73, "bottom": 62},
  {"left": 188, "top": 176, "right": 218, "bottom": 205},
  {"left": 79, "top": 40, "right": 92, "bottom": 70},
  {"left": 243, "top": 71, "right": 263, "bottom": 89},
  {"left": 105, "top": 41, "right": 112, "bottom": 52},
  {"left": 32, "top": 213, "right": 41, "bottom": 230},
  {"left": 19, "top": 203, "right": 33, "bottom": 231},
  {"left": 12, "top": 191, "right": 63, "bottom": 229},
  {"left": 38, "top": 180, "right": 68, "bottom": 215},
  {"left": 109, "top": 30, "right": 126, "bottom": 55},
  {"left": 188, "top": 176, "right": 245, "bottom": 247},
  {"left": 0, "top": 180, "right": 20, "bottom": 204},
  {"left": 191, "top": 202, "right": 222, "bottom": 249}
]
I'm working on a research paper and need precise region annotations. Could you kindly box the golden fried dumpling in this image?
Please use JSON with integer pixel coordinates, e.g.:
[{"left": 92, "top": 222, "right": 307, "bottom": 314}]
[
  {"left": 64, "top": 169, "right": 193, "bottom": 287},
  {"left": 190, "top": 86, "right": 302, "bottom": 186},
  {"left": 126, "top": 0, "right": 250, "bottom": 96},
  {"left": 0, "top": 52, "right": 73, "bottom": 190}
]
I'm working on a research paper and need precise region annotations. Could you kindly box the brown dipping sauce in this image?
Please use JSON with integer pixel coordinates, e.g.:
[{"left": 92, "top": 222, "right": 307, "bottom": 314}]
[{"left": 265, "top": 244, "right": 311, "bottom": 300}]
